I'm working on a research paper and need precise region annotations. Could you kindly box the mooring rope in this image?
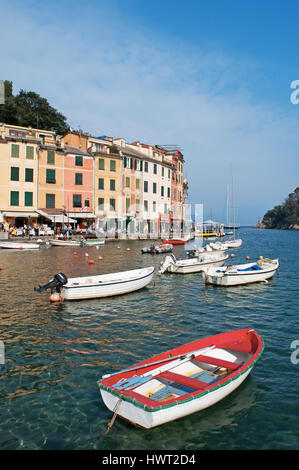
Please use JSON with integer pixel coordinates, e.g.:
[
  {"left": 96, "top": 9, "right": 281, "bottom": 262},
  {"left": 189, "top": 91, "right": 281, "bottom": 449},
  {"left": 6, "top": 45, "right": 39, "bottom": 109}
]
[{"left": 99, "top": 399, "right": 122, "bottom": 440}]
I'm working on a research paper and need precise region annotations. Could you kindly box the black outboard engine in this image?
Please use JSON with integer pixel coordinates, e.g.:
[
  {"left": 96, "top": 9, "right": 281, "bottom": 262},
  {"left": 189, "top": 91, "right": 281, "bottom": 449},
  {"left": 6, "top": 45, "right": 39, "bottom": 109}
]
[
  {"left": 34, "top": 272, "right": 68, "bottom": 293},
  {"left": 186, "top": 249, "right": 197, "bottom": 258}
]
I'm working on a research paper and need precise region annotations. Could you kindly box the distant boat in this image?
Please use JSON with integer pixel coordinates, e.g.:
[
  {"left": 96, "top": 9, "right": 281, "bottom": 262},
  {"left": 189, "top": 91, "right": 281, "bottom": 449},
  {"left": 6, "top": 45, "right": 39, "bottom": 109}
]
[
  {"left": 142, "top": 243, "right": 173, "bottom": 254},
  {"left": 34, "top": 266, "right": 155, "bottom": 301},
  {"left": 159, "top": 252, "right": 228, "bottom": 274},
  {"left": 162, "top": 237, "right": 189, "bottom": 245},
  {"left": 83, "top": 238, "right": 105, "bottom": 246},
  {"left": 97, "top": 328, "right": 263, "bottom": 429},
  {"left": 202, "top": 258, "right": 279, "bottom": 286},
  {"left": 49, "top": 239, "right": 83, "bottom": 247},
  {"left": 222, "top": 239, "right": 242, "bottom": 249},
  {"left": 0, "top": 241, "right": 40, "bottom": 250}
]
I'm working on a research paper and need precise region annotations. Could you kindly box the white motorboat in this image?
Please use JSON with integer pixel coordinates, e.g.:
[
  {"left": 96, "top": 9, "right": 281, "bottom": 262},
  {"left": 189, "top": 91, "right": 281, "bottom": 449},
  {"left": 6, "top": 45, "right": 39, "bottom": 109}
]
[
  {"left": 159, "top": 253, "right": 228, "bottom": 274},
  {"left": 222, "top": 238, "right": 242, "bottom": 249},
  {"left": 49, "top": 239, "right": 84, "bottom": 247},
  {"left": 202, "top": 258, "right": 279, "bottom": 286},
  {"left": 83, "top": 238, "right": 105, "bottom": 246},
  {"left": 34, "top": 266, "right": 155, "bottom": 301},
  {"left": 0, "top": 241, "right": 40, "bottom": 250}
]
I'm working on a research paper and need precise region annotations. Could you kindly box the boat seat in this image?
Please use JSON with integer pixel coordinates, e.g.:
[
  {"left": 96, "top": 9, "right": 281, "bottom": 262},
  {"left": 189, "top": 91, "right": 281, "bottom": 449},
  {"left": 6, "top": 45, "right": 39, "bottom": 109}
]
[
  {"left": 193, "top": 354, "right": 241, "bottom": 371},
  {"left": 158, "top": 371, "right": 208, "bottom": 389}
]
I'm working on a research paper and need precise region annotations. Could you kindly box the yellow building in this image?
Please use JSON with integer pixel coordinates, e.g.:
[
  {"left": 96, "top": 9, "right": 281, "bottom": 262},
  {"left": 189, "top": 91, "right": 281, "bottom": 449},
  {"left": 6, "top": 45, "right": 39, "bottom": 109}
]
[{"left": 0, "top": 123, "right": 55, "bottom": 227}]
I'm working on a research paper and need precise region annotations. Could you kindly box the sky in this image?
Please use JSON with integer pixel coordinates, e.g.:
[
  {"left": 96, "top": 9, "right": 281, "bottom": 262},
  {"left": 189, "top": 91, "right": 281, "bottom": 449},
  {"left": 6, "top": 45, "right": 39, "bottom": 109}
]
[{"left": 1, "top": 0, "right": 299, "bottom": 224}]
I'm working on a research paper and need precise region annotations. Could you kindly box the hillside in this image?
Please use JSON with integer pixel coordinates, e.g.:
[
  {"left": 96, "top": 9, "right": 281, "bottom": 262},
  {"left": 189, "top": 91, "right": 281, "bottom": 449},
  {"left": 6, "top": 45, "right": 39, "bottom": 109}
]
[{"left": 256, "top": 187, "right": 299, "bottom": 229}]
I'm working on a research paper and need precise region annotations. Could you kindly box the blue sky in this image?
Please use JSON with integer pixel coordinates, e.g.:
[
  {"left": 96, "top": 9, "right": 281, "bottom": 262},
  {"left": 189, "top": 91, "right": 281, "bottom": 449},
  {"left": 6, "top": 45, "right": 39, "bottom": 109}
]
[{"left": 1, "top": 0, "right": 299, "bottom": 224}]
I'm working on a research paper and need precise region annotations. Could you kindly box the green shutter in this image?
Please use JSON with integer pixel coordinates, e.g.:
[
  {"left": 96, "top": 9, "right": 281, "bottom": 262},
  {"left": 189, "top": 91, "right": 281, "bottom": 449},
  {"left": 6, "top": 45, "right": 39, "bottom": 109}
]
[
  {"left": 25, "top": 168, "right": 34, "bottom": 182},
  {"left": 98, "top": 178, "right": 104, "bottom": 190},
  {"left": 98, "top": 198, "right": 104, "bottom": 210},
  {"left": 26, "top": 146, "right": 34, "bottom": 159},
  {"left": 47, "top": 150, "right": 55, "bottom": 164},
  {"left": 110, "top": 160, "right": 116, "bottom": 171},
  {"left": 10, "top": 167, "right": 19, "bottom": 181},
  {"left": 162, "top": 167, "right": 164, "bottom": 177},
  {"left": 24, "top": 192, "right": 33, "bottom": 206},
  {"left": 99, "top": 158, "right": 105, "bottom": 170},
  {"left": 46, "top": 169, "right": 56, "bottom": 183},
  {"left": 161, "top": 185, "right": 164, "bottom": 197},
  {"left": 123, "top": 156, "right": 127, "bottom": 168},
  {"left": 126, "top": 177, "right": 130, "bottom": 188},
  {"left": 136, "top": 178, "right": 140, "bottom": 189},
  {"left": 10, "top": 191, "right": 19, "bottom": 206},
  {"left": 75, "top": 173, "right": 83, "bottom": 185},
  {"left": 75, "top": 156, "right": 83, "bottom": 166},
  {"left": 11, "top": 144, "right": 19, "bottom": 158}
]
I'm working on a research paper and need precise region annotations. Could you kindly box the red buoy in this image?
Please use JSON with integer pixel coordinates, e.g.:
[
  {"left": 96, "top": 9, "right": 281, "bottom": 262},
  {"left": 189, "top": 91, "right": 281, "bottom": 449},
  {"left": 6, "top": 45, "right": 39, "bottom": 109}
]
[
  {"left": 88, "top": 259, "right": 94, "bottom": 264},
  {"left": 246, "top": 255, "right": 250, "bottom": 260}
]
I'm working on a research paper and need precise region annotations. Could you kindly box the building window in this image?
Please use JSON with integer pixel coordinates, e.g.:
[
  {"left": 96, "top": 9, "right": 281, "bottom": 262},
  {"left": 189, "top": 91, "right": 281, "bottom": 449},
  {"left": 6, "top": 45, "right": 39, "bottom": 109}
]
[
  {"left": 47, "top": 150, "right": 55, "bottom": 164},
  {"left": 110, "top": 179, "right": 115, "bottom": 191},
  {"left": 136, "top": 178, "right": 140, "bottom": 190},
  {"left": 144, "top": 200, "right": 148, "bottom": 211},
  {"left": 75, "top": 173, "right": 83, "bottom": 185},
  {"left": 98, "top": 178, "right": 104, "bottom": 190},
  {"left": 153, "top": 182, "right": 157, "bottom": 194},
  {"left": 126, "top": 177, "right": 130, "bottom": 188},
  {"left": 10, "top": 167, "right": 19, "bottom": 181},
  {"left": 153, "top": 201, "right": 156, "bottom": 212},
  {"left": 162, "top": 166, "right": 164, "bottom": 177},
  {"left": 10, "top": 191, "right": 19, "bottom": 206},
  {"left": 73, "top": 194, "right": 82, "bottom": 207},
  {"left": 168, "top": 169, "right": 171, "bottom": 179},
  {"left": 153, "top": 163, "right": 157, "bottom": 174},
  {"left": 11, "top": 144, "right": 19, "bottom": 158},
  {"left": 84, "top": 199, "right": 90, "bottom": 207},
  {"left": 75, "top": 156, "right": 83, "bottom": 166},
  {"left": 98, "top": 197, "right": 104, "bottom": 211},
  {"left": 161, "top": 185, "right": 164, "bottom": 197},
  {"left": 110, "top": 160, "right": 116, "bottom": 171},
  {"left": 126, "top": 198, "right": 130, "bottom": 211},
  {"left": 25, "top": 168, "right": 34, "bottom": 182},
  {"left": 99, "top": 158, "right": 105, "bottom": 170},
  {"left": 46, "top": 193, "right": 55, "bottom": 209},
  {"left": 167, "top": 187, "right": 171, "bottom": 198},
  {"left": 144, "top": 161, "right": 148, "bottom": 172},
  {"left": 144, "top": 181, "right": 148, "bottom": 192},
  {"left": 136, "top": 198, "right": 140, "bottom": 211},
  {"left": 26, "top": 146, "right": 34, "bottom": 160},
  {"left": 46, "top": 169, "right": 56, "bottom": 184},
  {"left": 110, "top": 198, "right": 115, "bottom": 211},
  {"left": 24, "top": 191, "right": 33, "bottom": 207}
]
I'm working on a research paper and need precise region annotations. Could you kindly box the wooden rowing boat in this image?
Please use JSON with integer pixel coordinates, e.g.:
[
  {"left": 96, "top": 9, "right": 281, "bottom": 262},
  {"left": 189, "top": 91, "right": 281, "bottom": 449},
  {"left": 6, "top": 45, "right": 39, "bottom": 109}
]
[
  {"left": 98, "top": 328, "right": 263, "bottom": 428},
  {"left": 0, "top": 241, "right": 40, "bottom": 250}
]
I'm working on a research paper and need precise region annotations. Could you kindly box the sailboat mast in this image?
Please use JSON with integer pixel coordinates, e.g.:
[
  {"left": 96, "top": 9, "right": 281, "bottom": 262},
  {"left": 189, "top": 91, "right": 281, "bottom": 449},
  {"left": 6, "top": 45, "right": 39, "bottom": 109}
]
[{"left": 231, "top": 170, "right": 236, "bottom": 240}]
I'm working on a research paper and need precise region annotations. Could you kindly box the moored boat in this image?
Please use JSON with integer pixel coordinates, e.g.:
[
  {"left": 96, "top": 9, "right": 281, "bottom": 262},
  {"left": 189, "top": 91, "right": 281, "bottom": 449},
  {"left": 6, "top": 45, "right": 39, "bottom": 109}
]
[
  {"left": 202, "top": 257, "right": 279, "bottom": 286},
  {"left": 34, "top": 266, "right": 155, "bottom": 301},
  {"left": 97, "top": 328, "right": 263, "bottom": 429},
  {"left": 49, "top": 239, "right": 84, "bottom": 247},
  {"left": 159, "top": 252, "right": 228, "bottom": 274},
  {"left": 83, "top": 238, "right": 105, "bottom": 246},
  {"left": 0, "top": 241, "right": 40, "bottom": 250},
  {"left": 222, "top": 238, "right": 242, "bottom": 249},
  {"left": 142, "top": 243, "right": 173, "bottom": 254},
  {"left": 162, "top": 237, "right": 190, "bottom": 245}
]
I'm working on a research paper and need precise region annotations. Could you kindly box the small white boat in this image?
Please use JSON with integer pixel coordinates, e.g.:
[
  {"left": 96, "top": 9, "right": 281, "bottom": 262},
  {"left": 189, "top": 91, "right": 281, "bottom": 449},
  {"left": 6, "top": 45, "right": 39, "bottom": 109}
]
[
  {"left": 98, "top": 328, "right": 263, "bottom": 429},
  {"left": 35, "top": 266, "right": 155, "bottom": 301},
  {"left": 203, "top": 258, "right": 279, "bottom": 286},
  {"left": 222, "top": 238, "right": 242, "bottom": 249},
  {"left": 49, "top": 239, "right": 83, "bottom": 247},
  {"left": 83, "top": 238, "right": 105, "bottom": 246},
  {"left": 159, "top": 253, "right": 228, "bottom": 274},
  {"left": 0, "top": 241, "right": 40, "bottom": 250}
]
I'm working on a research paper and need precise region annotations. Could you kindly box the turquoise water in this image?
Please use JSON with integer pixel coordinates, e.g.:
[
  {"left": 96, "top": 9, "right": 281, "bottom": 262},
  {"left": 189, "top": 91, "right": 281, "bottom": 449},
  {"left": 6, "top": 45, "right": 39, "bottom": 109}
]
[{"left": 0, "top": 228, "right": 298, "bottom": 450}]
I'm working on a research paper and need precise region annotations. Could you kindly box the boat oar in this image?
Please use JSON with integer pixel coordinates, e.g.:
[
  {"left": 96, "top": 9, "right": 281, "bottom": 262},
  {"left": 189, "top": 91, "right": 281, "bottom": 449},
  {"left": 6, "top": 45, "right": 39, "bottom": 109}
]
[{"left": 102, "top": 344, "right": 215, "bottom": 387}]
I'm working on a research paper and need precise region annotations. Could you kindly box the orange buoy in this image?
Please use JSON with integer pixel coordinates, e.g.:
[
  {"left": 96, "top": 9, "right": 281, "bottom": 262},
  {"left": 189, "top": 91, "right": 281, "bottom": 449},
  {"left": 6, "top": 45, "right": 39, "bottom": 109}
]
[
  {"left": 74, "top": 255, "right": 79, "bottom": 259},
  {"left": 246, "top": 255, "right": 250, "bottom": 260},
  {"left": 73, "top": 251, "right": 77, "bottom": 255},
  {"left": 50, "top": 292, "right": 61, "bottom": 302},
  {"left": 230, "top": 253, "right": 235, "bottom": 258},
  {"left": 88, "top": 259, "right": 94, "bottom": 264}
]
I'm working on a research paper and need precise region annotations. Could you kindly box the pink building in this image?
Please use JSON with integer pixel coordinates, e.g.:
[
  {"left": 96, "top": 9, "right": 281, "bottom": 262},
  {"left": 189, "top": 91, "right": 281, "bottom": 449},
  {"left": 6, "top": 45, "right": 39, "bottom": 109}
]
[{"left": 63, "top": 146, "right": 94, "bottom": 225}]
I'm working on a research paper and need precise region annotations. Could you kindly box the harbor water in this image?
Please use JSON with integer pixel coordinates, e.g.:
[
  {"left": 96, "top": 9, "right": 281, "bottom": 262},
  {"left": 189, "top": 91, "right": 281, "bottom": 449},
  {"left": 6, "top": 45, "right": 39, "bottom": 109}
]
[{"left": 0, "top": 228, "right": 298, "bottom": 450}]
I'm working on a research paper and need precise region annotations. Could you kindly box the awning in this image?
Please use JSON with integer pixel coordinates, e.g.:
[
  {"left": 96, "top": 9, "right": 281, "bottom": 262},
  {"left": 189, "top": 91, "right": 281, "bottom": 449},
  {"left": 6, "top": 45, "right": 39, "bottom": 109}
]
[
  {"left": 67, "top": 212, "right": 95, "bottom": 219},
  {"left": 52, "top": 215, "right": 77, "bottom": 223},
  {"left": 3, "top": 211, "right": 38, "bottom": 218}
]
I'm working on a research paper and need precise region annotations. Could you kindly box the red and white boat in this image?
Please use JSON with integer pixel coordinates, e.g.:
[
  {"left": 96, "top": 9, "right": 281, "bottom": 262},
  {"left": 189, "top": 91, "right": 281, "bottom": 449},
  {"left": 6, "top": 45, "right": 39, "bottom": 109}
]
[
  {"left": 98, "top": 328, "right": 263, "bottom": 429},
  {"left": 162, "top": 236, "right": 190, "bottom": 245}
]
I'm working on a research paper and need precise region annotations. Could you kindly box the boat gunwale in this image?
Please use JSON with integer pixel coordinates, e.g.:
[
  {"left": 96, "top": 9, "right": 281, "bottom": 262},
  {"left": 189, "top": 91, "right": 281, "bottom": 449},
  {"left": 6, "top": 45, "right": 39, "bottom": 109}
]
[{"left": 98, "top": 330, "right": 264, "bottom": 412}]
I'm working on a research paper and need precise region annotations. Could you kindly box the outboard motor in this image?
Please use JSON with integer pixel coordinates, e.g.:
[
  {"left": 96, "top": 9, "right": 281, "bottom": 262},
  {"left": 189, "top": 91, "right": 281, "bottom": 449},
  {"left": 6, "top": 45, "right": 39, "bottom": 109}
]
[
  {"left": 159, "top": 254, "right": 176, "bottom": 274},
  {"left": 34, "top": 272, "right": 68, "bottom": 293}
]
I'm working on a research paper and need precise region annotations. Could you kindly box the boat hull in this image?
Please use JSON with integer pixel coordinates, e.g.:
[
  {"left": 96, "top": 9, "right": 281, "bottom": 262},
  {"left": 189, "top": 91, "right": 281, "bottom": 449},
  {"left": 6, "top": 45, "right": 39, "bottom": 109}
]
[
  {"left": 204, "top": 259, "right": 279, "bottom": 286},
  {"left": 62, "top": 266, "right": 154, "bottom": 300},
  {"left": 98, "top": 328, "right": 263, "bottom": 429},
  {"left": 50, "top": 239, "right": 82, "bottom": 246},
  {"left": 83, "top": 239, "right": 105, "bottom": 246},
  {"left": 167, "top": 256, "right": 228, "bottom": 274},
  {"left": 0, "top": 242, "right": 40, "bottom": 250}
]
